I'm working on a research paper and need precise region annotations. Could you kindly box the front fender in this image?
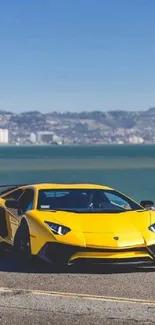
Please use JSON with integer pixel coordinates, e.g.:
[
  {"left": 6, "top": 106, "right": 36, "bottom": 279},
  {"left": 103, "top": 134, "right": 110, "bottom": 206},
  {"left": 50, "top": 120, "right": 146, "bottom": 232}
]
[{"left": 23, "top": 211, "right": 86, "bottom": 255}]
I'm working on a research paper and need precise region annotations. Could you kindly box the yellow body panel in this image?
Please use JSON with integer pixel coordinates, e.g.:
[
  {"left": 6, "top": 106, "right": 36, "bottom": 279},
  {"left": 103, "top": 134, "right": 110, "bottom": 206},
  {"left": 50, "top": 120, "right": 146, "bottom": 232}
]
[
  {"left": 69, "top": 251, "right": 153, "bottom": 262},
  {"left": 0, "top": 182, "right": 155, "bottom": 264}
]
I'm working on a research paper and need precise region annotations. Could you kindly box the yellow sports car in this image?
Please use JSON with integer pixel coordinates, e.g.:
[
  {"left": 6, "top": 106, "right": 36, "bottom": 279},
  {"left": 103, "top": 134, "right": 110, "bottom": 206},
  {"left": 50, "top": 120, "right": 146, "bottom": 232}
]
[{"left": 0, "top": 182, "right": 155, "bottom": 266}]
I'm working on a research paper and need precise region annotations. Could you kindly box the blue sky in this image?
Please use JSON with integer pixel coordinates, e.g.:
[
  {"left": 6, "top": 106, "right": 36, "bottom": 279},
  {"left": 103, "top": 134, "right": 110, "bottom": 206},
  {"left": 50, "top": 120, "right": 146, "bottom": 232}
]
[{"left": 0, "top": 0, "right": 155, "bottom": 113}]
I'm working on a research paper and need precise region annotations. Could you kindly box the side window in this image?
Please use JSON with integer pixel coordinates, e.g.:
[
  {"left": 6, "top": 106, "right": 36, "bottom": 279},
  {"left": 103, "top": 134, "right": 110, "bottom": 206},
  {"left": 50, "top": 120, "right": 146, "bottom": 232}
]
[
  {"left": 18, "top": 189, "right": 34, "bottom": 214},
  {"left": 3, "top": 189, "right": 24, "bottom": 201},
  {"left": 104, "top": 191, "right": 131, "bottom": 209}
]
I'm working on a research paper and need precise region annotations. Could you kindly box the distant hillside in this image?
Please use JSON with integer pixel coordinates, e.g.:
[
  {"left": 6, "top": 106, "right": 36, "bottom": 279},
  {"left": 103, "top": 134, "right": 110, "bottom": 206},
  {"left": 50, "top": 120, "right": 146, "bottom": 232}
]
[{"left": 0, "top": 107, "right": 155, "bottom": 144}]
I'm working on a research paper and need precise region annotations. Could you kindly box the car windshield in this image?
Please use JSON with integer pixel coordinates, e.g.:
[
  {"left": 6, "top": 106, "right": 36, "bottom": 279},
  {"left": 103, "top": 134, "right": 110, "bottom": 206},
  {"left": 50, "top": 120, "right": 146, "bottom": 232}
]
[{"left": 37, "top": 189, "right": 142, "bottom": 213}]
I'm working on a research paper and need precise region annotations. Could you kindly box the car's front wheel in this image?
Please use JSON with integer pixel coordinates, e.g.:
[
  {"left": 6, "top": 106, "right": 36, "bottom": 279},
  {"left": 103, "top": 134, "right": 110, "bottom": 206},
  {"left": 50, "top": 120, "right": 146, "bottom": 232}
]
[{"left": 14, "top": 220, "right": 32, "bottom": 264}]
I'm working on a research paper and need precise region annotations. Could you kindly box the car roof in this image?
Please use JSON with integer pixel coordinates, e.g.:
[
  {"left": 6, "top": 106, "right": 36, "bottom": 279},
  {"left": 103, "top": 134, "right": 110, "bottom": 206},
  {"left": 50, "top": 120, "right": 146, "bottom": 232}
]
[
  {"left": 22, "top": 183, "right": 113, "bottom": 191},
  {"left": 0, "top": 183, "right": 113, "bottom": 198}
]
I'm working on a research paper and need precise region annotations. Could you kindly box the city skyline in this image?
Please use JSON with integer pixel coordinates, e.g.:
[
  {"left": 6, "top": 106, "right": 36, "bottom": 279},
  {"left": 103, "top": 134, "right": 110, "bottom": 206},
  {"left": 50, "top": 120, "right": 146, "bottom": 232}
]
[
  {"left": 0, "top": 108, "right": 155, "bottom": 145},
  {"left": 0, "top": 1, "right": 155, "bottom": 113}
]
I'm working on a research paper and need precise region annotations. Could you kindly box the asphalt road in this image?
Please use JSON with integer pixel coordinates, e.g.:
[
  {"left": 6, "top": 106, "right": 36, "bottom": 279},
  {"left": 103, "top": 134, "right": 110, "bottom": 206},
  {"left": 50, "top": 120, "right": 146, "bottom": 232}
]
[{"left": 0, "top": 250, "right": 155, "bottom": 324}]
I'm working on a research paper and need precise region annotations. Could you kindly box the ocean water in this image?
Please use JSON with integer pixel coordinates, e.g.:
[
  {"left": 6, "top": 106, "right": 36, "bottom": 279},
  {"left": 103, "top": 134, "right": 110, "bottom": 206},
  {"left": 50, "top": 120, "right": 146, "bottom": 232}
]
[{"left": 0, "top": 144, "right": 155, "bottom": 203}]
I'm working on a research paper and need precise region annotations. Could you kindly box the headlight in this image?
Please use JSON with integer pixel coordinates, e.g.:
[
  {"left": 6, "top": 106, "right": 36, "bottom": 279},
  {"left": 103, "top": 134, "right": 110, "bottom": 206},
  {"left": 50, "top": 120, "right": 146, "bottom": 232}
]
[
  {"left": 45, "top": 221, "right": 71, "bottom": 235},
  {"left": 148, "top": 223, "right": 155, "bottom": 232}
]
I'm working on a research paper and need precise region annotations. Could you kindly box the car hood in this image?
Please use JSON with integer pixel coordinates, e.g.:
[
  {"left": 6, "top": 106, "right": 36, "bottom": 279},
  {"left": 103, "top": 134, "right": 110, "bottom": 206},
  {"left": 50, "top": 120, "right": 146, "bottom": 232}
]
[{"left": 41, "top": 209, "right": 151, "bottom": 234}]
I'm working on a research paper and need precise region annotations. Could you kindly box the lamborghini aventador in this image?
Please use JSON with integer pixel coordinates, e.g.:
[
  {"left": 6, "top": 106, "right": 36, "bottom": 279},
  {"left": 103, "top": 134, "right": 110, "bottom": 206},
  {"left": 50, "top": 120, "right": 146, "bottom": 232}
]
[{"left": 0, "top": 183, "right": 155, "bottom": 266}]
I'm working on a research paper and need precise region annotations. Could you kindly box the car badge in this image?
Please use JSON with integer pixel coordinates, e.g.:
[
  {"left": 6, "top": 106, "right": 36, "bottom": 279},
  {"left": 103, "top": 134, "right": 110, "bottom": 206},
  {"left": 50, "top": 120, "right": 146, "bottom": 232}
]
[{"left": 114, "top": 236, "right": 119, "bottom": 240}]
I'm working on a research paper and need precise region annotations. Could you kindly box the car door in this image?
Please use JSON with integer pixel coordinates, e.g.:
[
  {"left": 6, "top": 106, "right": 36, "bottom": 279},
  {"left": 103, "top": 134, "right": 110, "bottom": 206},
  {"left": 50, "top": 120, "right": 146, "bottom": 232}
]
[
  {"left": 17, "top": 189, "right": 34, "bottom": 217},
  {"left": 8, "top": 189, "right": 34, "bottom": 241},
  {"left": 4, "top": 188, "right": 34, "bottom": 239},
  {"left": 2, "top": 188, "right": 25, "bottom": 242}
]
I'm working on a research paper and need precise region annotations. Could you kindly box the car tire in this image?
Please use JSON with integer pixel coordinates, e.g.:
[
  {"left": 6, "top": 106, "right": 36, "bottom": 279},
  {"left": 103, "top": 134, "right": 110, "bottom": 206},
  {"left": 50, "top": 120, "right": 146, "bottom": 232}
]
[{"left": 14, "top": 220, "right": 32, "bottom": 265}]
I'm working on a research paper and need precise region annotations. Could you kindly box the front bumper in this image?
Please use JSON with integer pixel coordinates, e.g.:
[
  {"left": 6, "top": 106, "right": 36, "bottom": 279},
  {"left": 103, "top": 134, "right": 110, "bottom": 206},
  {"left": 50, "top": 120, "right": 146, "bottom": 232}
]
[{"left": 38, "top": 242, "right": 155, "bottom": 265}]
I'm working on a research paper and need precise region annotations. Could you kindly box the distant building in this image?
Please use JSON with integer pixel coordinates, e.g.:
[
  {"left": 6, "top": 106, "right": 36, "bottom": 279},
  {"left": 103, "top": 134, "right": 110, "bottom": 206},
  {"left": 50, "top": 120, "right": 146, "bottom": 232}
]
[
  {"left": 128, "top": 136, "right": 144, "bottom": 144},
  {"left": 30, "top": 133, "right": 37, "bottom": 143},
  {"left": 36, "top": 131, "right": 54, "bottom": 144},
  {"left": 0, "top": 129, "right": 8, "bottom": 143}
]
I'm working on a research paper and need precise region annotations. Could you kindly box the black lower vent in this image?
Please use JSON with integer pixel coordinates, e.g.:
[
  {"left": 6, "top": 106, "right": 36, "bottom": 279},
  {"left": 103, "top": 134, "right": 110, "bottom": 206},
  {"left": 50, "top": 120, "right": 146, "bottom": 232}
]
[
  {"left": 147, "top": 245, "right": 155, "bottom": 256},
  {"left": 42, "top": 243, "right": 148, "bottom": 264}
]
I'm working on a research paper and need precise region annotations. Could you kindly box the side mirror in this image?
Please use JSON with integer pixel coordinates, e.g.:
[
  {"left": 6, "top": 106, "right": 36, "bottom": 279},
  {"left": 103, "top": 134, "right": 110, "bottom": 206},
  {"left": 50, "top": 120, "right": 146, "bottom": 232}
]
[
  {"left": 140, "top": 200, "right": 154, "bottom": 208},
  {"left": 5, "top": 199, "right": 18, "bottom": 209}
]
